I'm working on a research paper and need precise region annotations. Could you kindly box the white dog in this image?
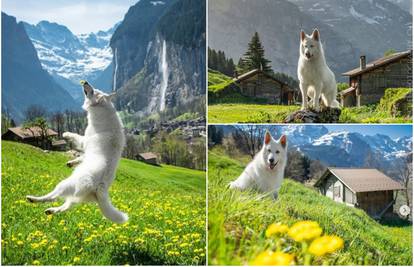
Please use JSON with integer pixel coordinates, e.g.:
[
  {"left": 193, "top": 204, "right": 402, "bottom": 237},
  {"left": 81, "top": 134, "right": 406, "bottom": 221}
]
[
  {"left": 27, "top": 81, "right": 128, "bottom": 223},
  {"left": 298, "top": 29, "right": 340, "bottom": 112},
  {"left": 229, "top": 131, "right": 287, "bottom": 199}
]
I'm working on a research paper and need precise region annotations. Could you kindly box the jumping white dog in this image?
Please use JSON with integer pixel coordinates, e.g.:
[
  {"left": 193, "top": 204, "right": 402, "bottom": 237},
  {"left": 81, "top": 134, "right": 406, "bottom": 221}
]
[
  {"left": 229, "top": 131, "right": 287, "bottom": 199},
  {"left": 27, "top": 81, "right": 128, "bottom": 223},
  {"left": 298, "top": 29, "right": 340, "bottom": 111}
]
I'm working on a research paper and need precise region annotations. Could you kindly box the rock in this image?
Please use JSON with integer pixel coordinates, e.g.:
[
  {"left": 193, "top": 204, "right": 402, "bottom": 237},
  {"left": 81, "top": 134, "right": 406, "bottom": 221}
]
[{"left": 284, "top": 108, "right": 341, "bottom": 123}]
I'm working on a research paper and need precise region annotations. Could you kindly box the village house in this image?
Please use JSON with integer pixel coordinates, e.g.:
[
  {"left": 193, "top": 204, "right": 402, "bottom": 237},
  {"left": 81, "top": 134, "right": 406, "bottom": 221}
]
[
  {"left": 340, "top": 50, "right": 412, "bottom": 107},
  {"left": 2, "top": 126, "right": 66, "bottom": 150},
  {"left": 233, "top": 69, "right": 297, "bottom": 104},
  {"left": 314, "top": 168, "right": 405, "bottom": 219},
  {"left": 137, "top": 152, "right": 159, "bottom": 165}
]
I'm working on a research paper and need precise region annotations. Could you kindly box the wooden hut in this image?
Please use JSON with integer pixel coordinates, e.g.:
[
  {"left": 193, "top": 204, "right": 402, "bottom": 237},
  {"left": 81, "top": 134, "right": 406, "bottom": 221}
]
[
  {"left": 314, "top": 168, "right": 405, "bottom": 218},
  {"left": 233, "top": 69, "right": 296, "bottom": 104},
  {"left": 2, "top": 126, "right": 58, "bottom": 149},
  {"left": 340, "top": 50, "right": 412, "bottom": 107},
  {"left": 137, "top": 152, "right": 159, "bottom": 165}
]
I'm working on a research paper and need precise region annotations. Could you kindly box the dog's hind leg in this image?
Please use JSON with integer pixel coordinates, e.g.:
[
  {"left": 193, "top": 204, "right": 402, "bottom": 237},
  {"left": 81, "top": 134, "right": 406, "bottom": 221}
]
[
  {"left": 26, "top": 178, "right": 75, "bottom": 203},
  {"left": 45, "top": 198, "right": 75, "bottom": 215},
  {"left": 96, "top": 185, "right": 128, "bottom": 224}
]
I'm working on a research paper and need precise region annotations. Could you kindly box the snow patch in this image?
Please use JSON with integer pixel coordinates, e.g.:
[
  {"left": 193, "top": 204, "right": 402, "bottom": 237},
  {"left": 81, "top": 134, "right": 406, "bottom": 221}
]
[{"left": 349, "top": 5, "right": 380, "bottom": 25}]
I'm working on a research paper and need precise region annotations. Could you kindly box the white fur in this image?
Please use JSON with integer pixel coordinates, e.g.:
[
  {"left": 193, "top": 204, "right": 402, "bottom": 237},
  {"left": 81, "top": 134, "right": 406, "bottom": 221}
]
[
  {"left": 298, "top": 29, "right": 340, "bottom": 111},
  {"left": 27, "top": 81, "right": 128, "bottom": 223},
  {"left": 229, "top": 132, "right": 288, "bottom": 199}
]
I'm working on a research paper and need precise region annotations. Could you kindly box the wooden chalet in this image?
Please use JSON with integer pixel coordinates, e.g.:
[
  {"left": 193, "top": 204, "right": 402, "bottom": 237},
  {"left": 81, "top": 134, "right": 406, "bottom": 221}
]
[
  {"left": 340, "top": 50, "right": 412, "bottom": 107},
  {"left": 314, "top": 168, "right": 405, "bottom": 219},
  {"left": 2, "top": 126, "right": 64, "bottom": 150},
  {"left": 137, "top": 152, "right": 159, "bottom": 165},
  {"left": 233, "top": 69, "right": 297, "bottom": 104}
]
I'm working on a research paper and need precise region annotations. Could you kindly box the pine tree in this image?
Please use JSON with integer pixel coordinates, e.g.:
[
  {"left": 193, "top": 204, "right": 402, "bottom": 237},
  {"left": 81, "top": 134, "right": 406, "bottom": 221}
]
[{"left": 239, "top": 32, "right": 272, "bottom": 74}]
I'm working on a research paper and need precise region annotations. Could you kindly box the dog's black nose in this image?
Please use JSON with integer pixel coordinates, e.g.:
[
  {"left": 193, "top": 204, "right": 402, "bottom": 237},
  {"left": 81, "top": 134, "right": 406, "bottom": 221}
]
[{"left": 269, "top": 158, "right": 274, "bottom": 163}]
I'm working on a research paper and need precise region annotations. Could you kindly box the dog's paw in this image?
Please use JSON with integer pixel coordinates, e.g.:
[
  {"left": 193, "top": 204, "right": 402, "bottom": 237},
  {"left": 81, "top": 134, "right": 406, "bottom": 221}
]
[
  {"left": 45, "top": 208, "right": 57, "bottom": 215},
  {"left": 26, "top": 195, "right": 35, "bottom": 203},
  {"left": 66, "top": 160, "right": 75, "bottom": 167},
  {"left": 62, "top": 132, "right": 72, "bottom": 139}
]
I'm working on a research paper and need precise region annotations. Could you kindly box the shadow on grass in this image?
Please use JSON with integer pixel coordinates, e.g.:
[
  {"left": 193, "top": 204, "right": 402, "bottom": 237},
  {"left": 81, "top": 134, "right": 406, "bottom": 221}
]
[
  {"left": 110, "top": 244, "right": 168, "bottom": 265},
  {"left": 379, "top": 215, "right": 412, "bottom": 227}
]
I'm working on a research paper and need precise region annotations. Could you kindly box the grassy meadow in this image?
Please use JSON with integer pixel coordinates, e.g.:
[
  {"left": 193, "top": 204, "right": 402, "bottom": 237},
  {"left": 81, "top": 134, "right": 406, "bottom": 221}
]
[
  {"left": 1, "top": 141, "right": 206, "bottom": 265},
  {"left": 208, "top": 148, "right": 412, "bottom": 265}
]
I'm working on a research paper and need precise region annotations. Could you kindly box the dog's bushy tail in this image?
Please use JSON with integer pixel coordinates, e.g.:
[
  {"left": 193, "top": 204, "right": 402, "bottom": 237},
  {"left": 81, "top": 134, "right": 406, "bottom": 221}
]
[{"left": 97, "top": 196, "right": 128, "bottom": 223}]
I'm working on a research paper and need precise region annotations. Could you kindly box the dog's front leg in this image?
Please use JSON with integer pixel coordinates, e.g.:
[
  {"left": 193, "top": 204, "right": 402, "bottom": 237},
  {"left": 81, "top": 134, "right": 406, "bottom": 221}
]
[
  {"left": 66, "top": 155, "right": 84, "bottom": 167},
  {"left": 300, "top": 82, "right": 308, "bottom": 110},
  {"left": 63, "top": 132, "right": 85, "bottom": 152},
  {"left": 272, "top": 191, "right": 279, "bottom": 200},
  {"left": 313, "top": 85, "right": 322, "bottom": 112}
]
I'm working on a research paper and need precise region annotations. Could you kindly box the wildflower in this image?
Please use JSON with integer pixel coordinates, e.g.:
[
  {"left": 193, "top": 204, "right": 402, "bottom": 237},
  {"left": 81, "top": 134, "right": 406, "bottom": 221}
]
[
  {"left": 251, "top": 251, "right": 295, "bottom": 266},
  {"left": 62, "top": 246, "right": 69, "bottom": 251},
  {"left": 265, "top": 223, "right": 289, "bottom": 237},
  {"left": 32, "top": 260, "right": 41, "bottom": 265},
  {"left": 31, "top": 243, "right": 40, "bottom": 249},
  {"left": 287, "top": 221, "right": 322, "bottom": 242},
  {"left": 17, "top": 240, "right": 24, "bottom": 246},
  {"left": 73, "top": 256, "right": 81, "bottom": 263},
  {"left": 308, "top": 235, "right": 344, "bottom": 256}
]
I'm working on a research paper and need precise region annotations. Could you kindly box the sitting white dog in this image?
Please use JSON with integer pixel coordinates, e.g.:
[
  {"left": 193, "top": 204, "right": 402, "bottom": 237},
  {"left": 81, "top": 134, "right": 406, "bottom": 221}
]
[
  {"left": 27, "top": 81, "right": 128, "bottom": 223},
  {"left": 229, "top": 131, "right": 288, "bottom": 199},
  {"left": 298, "top": 29, "right": 340, "bottom": 111}
]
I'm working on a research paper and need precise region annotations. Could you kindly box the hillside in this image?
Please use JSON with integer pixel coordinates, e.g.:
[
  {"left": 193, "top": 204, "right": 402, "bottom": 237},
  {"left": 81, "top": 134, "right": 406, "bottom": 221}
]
[
  {"left": 208, "top": 149, "right": 412, "bottom": 265},
  {"left": 1, "top": 141, "right": 206, "bottom": 265}
]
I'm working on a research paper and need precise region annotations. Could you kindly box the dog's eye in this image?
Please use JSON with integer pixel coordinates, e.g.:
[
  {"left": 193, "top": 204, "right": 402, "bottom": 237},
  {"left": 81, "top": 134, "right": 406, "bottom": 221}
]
[
  {"left": 310, "top": 45, "right": 314, "bottom": 48},
  {"left": 276, "top": 150, "right": 280, "bottom": 154},
  {"left": 267, "top": 149, "right": 271, "bottom": 153}
]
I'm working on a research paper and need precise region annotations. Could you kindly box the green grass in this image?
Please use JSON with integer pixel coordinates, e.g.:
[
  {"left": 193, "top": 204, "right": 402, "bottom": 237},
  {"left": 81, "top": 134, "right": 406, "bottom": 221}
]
[
  {"left": 208, "top": 149, "right": 412, "bottom": 265},
  {"left": 1, "top": 141, "right": 206, "bottom": 265},
  {"left": 208, "top": 104, "right": 412, "bottom": 123}
]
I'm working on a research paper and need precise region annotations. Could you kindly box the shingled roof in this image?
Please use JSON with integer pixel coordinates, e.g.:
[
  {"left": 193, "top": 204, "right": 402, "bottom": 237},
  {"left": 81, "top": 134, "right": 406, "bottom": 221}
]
[
  {"left": 233, "top": 69, "right": 290, "bottom": 88},
  {"left": 5, "top": 127, "right": 58, "bottom": 139},
  {"left": 342, "top": 50, "right": 412, "bottom": 77},
  {"left": 139, "top": 152, "right": 158, "bottom": 160},
  {"left": 315, "top": 168, "right": 405, "bottom": 193}
]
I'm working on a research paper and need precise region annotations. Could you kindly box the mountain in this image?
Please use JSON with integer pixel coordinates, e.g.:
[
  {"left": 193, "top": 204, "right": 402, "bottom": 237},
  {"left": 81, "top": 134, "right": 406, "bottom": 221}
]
[
  {"left": 22, "top": 21, "right": 117, "bottom": 100},
  {"left": 1, "top": 12, "right": 79, "bottom": 122},
  {"left": 387, "top": 0, "right": 412, "bottom": 13},
  {"left": 208, "top": 0, "right": 411, "bottom": 80},
  {"left": 111, "top": 0, "right": 206, "bottom": 114}
]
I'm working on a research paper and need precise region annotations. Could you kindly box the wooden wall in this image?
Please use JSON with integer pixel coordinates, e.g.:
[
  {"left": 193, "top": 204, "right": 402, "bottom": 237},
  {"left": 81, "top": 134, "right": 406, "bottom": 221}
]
[
  {"left": 356, "top": 190, "right": 394, "bottom": 216},
  {"left": 359, "top": 56, "right": 412, "bottom": 105},
  {"left": 238, "top": 73, "right": 286, "bottom": 104}
]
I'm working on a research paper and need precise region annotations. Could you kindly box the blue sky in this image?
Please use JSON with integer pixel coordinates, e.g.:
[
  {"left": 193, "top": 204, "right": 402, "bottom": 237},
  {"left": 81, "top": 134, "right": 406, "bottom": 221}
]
[
  {"left": 325, "top": 125, "right": 412, "bottom": 139},
  {"left": 2, "top": 0, "right": 138, "bottom": 34}
]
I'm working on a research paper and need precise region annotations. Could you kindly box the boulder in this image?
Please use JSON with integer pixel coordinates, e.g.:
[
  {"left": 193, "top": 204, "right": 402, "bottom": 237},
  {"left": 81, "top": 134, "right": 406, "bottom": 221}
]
[{"left": 284, "top": 108, "right": 342, "bottom": 123}]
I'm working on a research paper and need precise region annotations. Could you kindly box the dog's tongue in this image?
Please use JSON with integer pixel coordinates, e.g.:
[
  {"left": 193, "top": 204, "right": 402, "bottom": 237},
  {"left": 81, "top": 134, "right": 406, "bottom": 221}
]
[{"left": 269, "top": 164, "right": 276, "bottom": 170}]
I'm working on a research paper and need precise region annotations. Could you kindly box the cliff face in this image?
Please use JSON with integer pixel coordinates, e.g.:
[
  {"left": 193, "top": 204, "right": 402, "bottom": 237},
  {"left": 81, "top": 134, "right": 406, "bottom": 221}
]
[
  {"left": 111, "top": 0, "right": 206, "bottom": 114},
  {"left": 1, "top": 12, "right": 79, "bottom": 122}
]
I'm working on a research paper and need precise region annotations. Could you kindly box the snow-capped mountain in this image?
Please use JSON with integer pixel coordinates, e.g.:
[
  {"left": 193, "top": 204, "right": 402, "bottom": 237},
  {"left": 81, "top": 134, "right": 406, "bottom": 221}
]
[
  {"left": 22, "top": 21, "right": 118, "bottom": 100},
  {"left": 279, "top": 126, "right": 412, "bottom": 169}
]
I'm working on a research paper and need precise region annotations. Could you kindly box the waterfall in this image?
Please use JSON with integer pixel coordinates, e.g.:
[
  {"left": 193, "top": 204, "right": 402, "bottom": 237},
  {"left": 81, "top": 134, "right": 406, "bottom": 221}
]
[
  {"left": 159, "top": 40, "right": 169, "bottom": 111},
  {"left": 113, "top": 48, "right": 118, "bottom": 91}
]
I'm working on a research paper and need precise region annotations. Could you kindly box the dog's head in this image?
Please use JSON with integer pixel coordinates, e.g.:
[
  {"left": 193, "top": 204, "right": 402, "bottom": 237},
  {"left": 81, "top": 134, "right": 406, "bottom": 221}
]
[
  {"left": 81, "top": 80, "right": 116, "bottom": 110},
  {"left": 300, "top": 29, "right": 321, "bottom": 61},
  {"left": 262, "top": 131, "right": 287, "bottom": 171}
]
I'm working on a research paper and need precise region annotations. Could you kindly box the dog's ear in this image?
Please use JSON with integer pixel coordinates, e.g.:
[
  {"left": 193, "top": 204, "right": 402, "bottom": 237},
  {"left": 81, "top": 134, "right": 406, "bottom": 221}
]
[
  {"left": 312, "top": 28, "right": 319, "bottom": 41},
  {"left": 279, "top": 135, "right": 287, "bottom": 149},
  {"left": 300, "top": 30, "right": 306, "bottom": 41},
  {"left": 106, "top": 92, "right": 116, "bottom": 101},
  {"left": 264, "top": 131, "right": 271, "bottom": 145}
]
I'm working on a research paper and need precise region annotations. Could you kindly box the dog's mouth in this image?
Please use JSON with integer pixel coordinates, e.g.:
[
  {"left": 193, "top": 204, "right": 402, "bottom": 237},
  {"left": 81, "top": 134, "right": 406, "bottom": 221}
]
[
  {"left": 269, "top": 161, "right": 278, "bottom": 170},
  {"left": 305, "top": 53, "right": 312, "bottom": 59}
]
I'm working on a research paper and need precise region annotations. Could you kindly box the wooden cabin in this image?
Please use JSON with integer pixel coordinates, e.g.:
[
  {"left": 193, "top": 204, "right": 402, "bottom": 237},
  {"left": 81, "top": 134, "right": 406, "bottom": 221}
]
[
  {"left": 314, "top": 168, "right": 405, "bottom": 219},
  {"left": 2, "top": 126, "right": 60, "bottom": 150},
  {"left": 137, "top": 152, "right": 159, "bottom": 165},
  {"left": 233, "top": 69, "right": 296, "bottom": 104},
  {"left": 340, "top": 50, "right": 412, "bottom": 107}
]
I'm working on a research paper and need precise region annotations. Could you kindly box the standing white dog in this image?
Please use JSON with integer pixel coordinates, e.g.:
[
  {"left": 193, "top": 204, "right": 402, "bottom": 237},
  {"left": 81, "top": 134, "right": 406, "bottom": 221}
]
[
  {"left": 298, "top": 29, "right": 340, "bottom": 111},
  {"left": 229, "top": 131, "right": 287, "bottom": 199},
  {"left": 27, "top": 81, "right": 128, "bottom": 224}
]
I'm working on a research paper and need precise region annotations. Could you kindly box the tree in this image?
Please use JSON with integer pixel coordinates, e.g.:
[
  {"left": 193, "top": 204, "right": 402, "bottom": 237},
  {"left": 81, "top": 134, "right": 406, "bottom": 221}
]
[
  {"left": 50, "top": 112, "right": 65, "bottom": 137},
  {"left": 238, "top": 32, "right": 272, "bottom": 74},
  {"left": 1, "top": 112, "right": 15, "bottom": 135},
  {"left": 384, "top": 49, "right": 397, "bottom": 57},
  {"left": 232, "top": 125, "right": 279, "bottom": 158},
  {"left": 25, "top": 105, "right": 47, "bottom": 122},
  {"left": 396, "top": 155, "right": 413, "bottom": 217},
  {"left": 23, "top": 117, "right": 51, "bottom": 149}
]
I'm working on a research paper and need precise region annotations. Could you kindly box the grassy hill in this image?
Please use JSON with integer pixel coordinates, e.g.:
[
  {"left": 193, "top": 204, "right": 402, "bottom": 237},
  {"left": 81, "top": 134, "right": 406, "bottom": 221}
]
[
  {"left": 1, "top": 141, "right": 206, "bottom": 265},
  {"left": 208, "top": 149, "right": 412, "bottom": 265}
]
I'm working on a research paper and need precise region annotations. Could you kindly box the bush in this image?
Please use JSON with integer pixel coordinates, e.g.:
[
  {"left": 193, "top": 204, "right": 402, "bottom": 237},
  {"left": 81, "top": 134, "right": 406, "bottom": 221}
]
[{"left": 377, "top": 88, "right": 412, "bottom": 117}]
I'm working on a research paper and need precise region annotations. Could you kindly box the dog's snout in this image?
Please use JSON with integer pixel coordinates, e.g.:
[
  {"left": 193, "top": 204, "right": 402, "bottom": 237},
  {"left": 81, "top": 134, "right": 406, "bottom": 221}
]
[
  {"left": 305, "top": 52, "right": 311, "bottom": 58},
  {"left": 269, "top": 158, "right": 274, "bottom": 163}
]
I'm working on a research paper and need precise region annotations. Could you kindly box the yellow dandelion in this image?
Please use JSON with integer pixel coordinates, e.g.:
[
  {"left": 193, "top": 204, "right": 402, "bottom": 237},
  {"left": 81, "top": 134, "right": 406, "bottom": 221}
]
[
  {"left": 287, "top": 221, "right": 322, "bottom": 242},
  {"left": 265, "top": 223, "right": 289, "bottom": 237},
  {"left": 17, "top": 240, "right": 24, "bottom": 246},
  {"left": 32, "top": 260, "right": 41, "bottom": 265},
  {"left": 62, "top": 245, "right": 69, "bottom": 251},
  {"left": 31, "top": 243, "right": 40, "bottom": 249},
  {"left": 251, "top": 251, "right": 295, "bottom": 266},
  {"left": 308, "top": 235, "right": 344, "bottom": 256},
  {"left": 73, "top": 256, "right": 81, "bottom": 263}
]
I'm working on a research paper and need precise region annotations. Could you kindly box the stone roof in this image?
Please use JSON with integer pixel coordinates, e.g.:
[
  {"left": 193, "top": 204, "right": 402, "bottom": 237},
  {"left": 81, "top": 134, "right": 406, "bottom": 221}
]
[{"left": 5, "top": 127, "right": 58, "bottom": 139}]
